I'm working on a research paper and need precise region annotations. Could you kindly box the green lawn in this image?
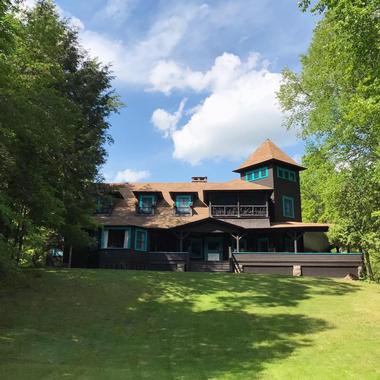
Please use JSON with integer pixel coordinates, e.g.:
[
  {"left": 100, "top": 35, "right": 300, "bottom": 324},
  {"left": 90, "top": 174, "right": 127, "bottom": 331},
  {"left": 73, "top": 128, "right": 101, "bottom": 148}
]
[{"left": 1, "top": 269, "right": 380, "bottom": 379}]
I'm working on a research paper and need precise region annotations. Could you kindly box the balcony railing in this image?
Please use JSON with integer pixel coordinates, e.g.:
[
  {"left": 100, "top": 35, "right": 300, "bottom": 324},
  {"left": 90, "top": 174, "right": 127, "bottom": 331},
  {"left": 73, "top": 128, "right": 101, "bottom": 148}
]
[{"left": 210, "top": 204, "right": 268, "bottom": 218}]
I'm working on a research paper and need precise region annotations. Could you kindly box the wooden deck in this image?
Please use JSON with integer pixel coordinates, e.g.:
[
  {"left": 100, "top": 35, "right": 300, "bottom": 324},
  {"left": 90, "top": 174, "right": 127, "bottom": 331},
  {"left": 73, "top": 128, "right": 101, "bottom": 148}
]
[
  {"left": 233, "top": 252, "right": 363, "bottom": 277},
  {"left": 98, "top": 250, "right": 363, "bottom": 277}
]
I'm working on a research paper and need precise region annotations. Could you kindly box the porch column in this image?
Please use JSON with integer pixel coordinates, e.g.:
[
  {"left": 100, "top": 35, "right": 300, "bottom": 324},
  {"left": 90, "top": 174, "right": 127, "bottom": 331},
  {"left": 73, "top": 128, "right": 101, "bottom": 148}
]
[
  {"left": 289, "top": 231, "right": 303, "bottom": 253},
  {"left": 231, "top": 233, "right": 243, "bottom": 253},
  {"left": 174, "top": 230, "right": 190, "bottom": 252}
]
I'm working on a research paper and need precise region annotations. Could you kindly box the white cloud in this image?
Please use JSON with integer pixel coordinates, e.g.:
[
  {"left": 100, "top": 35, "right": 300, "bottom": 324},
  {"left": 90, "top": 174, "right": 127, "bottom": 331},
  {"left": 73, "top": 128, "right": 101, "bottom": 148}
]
[
  {"left": 113, "top": 169, "right": 151, "bottom": 183},
  {"left": 148, "top": 52, "right": 261, "bottom": 95},
  {"left": 56, "top": 5, "right": 85, "bottom": 30},
  {"left": 22, "top": 1, "right": 84, "bottom": 30},
  {"left": 151, "top": 52, "right": 296, "bottom": 164},
  {"left": 80, "top": 3, "right": 209, "bottom": 85},
  {"left": 151, "top": 99, "right": 187, "bottom": 138}
]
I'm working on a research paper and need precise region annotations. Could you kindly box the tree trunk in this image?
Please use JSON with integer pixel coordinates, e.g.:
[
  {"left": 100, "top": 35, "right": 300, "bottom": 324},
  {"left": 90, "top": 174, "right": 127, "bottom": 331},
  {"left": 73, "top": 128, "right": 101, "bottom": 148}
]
[
  {"left": 68, "top": 246, "right": 73, "bottom": 268},
  {"left": 363, "top": 251, "right": 374, "bottom": 281}
]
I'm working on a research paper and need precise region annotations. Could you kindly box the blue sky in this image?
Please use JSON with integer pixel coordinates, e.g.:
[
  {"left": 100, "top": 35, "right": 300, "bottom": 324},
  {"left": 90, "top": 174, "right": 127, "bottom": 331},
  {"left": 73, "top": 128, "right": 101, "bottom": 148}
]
[{"left": 40, "top": 0, "right": 318, "bottom": 182}]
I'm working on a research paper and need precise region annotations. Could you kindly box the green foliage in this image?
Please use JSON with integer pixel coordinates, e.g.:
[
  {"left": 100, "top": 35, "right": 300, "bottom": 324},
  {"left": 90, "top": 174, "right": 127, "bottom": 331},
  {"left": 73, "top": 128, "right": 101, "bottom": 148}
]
[
  {"left": 278, "top": 0, "right": 380, "bottom": 279},
  {"left": 0, "top": 0, "right": 120, "bottom": 270}
]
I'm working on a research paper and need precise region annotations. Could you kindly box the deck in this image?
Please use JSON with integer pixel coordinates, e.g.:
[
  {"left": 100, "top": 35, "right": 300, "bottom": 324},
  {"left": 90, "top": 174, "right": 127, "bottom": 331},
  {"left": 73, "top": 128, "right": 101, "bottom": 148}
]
[{"left": 98, "top": 250, "right": 363, "bottom": 277}]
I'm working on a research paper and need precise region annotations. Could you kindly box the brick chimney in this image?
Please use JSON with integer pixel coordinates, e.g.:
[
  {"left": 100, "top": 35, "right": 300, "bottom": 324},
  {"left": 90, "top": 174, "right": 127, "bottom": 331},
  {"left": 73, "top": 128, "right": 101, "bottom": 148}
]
[{"left": 191, "top": 176, "right": 208, "bottom": 183}]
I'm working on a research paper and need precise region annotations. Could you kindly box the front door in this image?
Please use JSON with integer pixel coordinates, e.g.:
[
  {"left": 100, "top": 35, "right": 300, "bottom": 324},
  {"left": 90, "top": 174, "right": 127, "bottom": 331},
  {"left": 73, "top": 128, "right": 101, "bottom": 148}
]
[{"left": 204, "top": 236, "right": 223, "bottom": 261}]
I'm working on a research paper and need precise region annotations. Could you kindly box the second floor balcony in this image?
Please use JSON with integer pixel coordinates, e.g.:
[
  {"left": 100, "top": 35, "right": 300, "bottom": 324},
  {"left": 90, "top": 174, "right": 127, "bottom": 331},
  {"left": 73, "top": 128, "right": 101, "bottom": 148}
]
[{"left": 210, "top": 204, "right": 268, "bottom": 218}]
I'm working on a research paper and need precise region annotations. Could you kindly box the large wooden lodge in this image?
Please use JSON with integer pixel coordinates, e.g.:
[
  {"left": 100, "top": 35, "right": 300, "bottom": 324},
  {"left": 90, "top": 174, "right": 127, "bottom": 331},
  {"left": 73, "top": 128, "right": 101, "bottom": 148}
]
[{"left": 89, "top": 139, "right": 362, "bottom": 277}]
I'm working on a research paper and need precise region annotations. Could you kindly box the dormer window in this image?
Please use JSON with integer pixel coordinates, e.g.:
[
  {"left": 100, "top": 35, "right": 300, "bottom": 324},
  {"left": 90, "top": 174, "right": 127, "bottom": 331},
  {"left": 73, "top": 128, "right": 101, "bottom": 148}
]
[
  {"left": 245, "top": 166, "right": 268, "bottom": 182},
  {"left": 138, "top": 194, "right": 156, "bottom": 215},
  {"left": 175, "top": 195, "right": 193, "bottom": 215}
]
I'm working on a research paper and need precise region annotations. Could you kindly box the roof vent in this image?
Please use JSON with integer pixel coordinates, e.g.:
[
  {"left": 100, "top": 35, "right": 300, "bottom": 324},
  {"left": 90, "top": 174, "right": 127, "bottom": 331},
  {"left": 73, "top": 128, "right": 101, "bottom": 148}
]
[{"left": 191, "top": 176, "right": 208, "bottom": 183}]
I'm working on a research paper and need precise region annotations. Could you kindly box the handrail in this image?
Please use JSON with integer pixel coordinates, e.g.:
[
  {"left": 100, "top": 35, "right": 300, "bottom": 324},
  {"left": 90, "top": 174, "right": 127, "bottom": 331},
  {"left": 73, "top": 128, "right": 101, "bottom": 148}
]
[{"left": 211, "top": 204, "right": 267, "bottom": 217}]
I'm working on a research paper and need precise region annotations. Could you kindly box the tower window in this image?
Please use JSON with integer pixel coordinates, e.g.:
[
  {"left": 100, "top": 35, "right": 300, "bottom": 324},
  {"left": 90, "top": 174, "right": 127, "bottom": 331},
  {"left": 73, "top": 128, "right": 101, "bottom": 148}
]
[
  {"left": 277, "top": 167, "right": 296, "bottom": 182},
  {"left": 245, "top": 166, "right": 268, "bottom": 182}
]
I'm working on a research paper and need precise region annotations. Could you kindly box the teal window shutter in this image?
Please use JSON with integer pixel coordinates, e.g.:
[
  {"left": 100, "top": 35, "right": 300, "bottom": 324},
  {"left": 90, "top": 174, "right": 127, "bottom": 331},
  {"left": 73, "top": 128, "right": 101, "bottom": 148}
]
[
  {"left": 175, "top": 195, "right": 193, "bottom": 215},
  {"left": 245, "top": 166, "right": 268, "bottom": 182},
  {"left": 135, "top": 229, "right": 148, "bottom": 251},
  {"left": 138, "top": 195, "right": 156, "bottom": 214}
]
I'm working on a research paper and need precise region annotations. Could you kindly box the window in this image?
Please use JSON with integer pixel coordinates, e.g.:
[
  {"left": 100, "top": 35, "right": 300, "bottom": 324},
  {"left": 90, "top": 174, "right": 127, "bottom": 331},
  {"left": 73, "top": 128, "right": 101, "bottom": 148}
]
[
  {"left": 245, "top": 166, "right": 268, "bottom": 182},
  {"left": 135, "top": 229, "right": 148, "bottom": 251},
  {"left": 277, "top": 167, "right": 296, "bottom": 182},
  {"left": 257, "top": 237, "right": 269, "bottom": 252},
  {"left": 138, "top": 195, "right": 156, "bottom": 214},
  {"left": 282, "top": 196, "right": 295, "bottom": 218},
  {"left": 176, "top": 195, "right": 193, "bottom": 215},
  {"left": 95, "top": 196, "right": 113, "bottom": 214},
  {"left": 284, "top": 237, "right": 295, "bottom": 252},
  {"left": 101, "top": 228, "right": 131, "bottom": 249}
]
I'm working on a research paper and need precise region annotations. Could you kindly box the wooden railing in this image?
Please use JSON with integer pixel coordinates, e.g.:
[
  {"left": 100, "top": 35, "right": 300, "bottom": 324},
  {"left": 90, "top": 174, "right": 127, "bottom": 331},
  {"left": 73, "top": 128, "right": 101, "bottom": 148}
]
[{"left": 211, "top": 204, "right": 268, "bottom": 218}]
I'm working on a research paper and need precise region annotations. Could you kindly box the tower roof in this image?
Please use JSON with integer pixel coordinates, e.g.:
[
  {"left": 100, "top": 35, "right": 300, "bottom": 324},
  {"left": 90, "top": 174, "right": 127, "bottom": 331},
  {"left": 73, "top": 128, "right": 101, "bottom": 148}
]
[{"left": 234, "top": 139, "right": 306, "bottom": 172}]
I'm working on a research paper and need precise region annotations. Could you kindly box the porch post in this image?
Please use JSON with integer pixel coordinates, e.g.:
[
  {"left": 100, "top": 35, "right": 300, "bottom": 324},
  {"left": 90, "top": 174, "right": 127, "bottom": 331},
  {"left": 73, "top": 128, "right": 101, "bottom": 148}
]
[
  {"left": 293, "top": 232, "right": 298, "bottom": 253},
  {"left": 231, "top": 233, "right": 242, "bottom": 253},
  {"left": 174, "top": 230, "right": 190, "bottom": 253}
]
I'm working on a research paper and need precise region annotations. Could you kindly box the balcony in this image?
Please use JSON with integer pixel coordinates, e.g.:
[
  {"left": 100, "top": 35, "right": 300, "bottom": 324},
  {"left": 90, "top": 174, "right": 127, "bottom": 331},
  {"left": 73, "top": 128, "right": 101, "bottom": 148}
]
[{"left": 210, "top": 204, "right": 268, "bottom": 218}]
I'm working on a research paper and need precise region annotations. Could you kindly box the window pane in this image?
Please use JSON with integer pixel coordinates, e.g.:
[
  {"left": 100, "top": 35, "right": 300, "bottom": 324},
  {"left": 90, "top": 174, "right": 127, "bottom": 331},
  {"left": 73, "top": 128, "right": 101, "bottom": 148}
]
[
  {"left": 135, "top": 230, "right": 147, "bottom": 250},
  {"left": 260, "top": 169, "right": 266, "bottom": 177},
  {"left": 257, "top": 239, "right": 269, "bottom": 252},
  {"left": 207, "top": 241, "right": 219, "bottom": 251},
  {"left": 107, "top": 230, "right": 125, "bottom": 248}
]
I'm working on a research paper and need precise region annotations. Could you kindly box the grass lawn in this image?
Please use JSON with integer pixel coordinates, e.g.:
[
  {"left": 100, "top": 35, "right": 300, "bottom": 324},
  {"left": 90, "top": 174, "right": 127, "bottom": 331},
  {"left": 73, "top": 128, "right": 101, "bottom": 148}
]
[{"left": 1, "top": 269, "right": 380, "bottom": 379}]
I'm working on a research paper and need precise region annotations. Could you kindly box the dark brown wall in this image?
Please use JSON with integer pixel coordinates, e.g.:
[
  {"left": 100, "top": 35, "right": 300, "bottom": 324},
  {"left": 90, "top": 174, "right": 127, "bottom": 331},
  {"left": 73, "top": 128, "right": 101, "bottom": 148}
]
[
  {"left": 239, "top": 161, "right": 302, "bottom": 222},
  {"left": 272, "top": 165, "right": 302, "bottom": 222},
  {"left": 207, "top": 191, "right": 268, "bottom": 205}
]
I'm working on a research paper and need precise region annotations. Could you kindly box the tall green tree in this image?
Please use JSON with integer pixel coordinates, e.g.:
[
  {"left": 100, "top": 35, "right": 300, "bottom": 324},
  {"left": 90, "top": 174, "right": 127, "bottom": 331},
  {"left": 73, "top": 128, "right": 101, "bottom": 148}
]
[
  {"left": 0, "top": 0, "right": 120, "bottom": 268},
  {"left": 278, "top": 0, "right": 380, "bottom": 279}
]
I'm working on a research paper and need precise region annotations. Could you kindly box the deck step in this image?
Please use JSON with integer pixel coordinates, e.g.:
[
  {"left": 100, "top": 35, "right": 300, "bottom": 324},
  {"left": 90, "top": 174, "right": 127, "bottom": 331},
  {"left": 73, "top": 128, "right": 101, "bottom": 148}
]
[{"left": 190, "top": 261, "right": 231, "bottom": 272}]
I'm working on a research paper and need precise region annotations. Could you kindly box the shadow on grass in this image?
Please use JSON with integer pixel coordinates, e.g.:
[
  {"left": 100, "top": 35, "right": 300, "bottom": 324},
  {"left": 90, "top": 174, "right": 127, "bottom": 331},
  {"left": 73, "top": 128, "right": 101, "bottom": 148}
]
[{"left": 0, "top": 269, "right": 360, "bottom": 379}]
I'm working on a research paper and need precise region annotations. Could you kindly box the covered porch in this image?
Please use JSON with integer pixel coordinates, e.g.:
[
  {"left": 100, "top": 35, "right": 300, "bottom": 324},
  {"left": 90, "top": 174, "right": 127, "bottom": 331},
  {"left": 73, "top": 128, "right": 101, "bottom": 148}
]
[{"left": 166, "top": 218, "right": 329, "bottom": 262}]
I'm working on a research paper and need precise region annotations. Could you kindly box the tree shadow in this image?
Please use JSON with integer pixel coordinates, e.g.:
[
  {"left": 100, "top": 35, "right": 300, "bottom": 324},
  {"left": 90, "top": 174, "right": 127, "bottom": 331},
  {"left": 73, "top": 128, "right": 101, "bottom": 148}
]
[
  {"left": 0, "top": 269, "right": 361, "bottom": 379},
  {"left": 114, "top": 301, "right": 331, "bottom": 379},
  {"left": 139, "top": 271, "right": 361, "bottom": 309}
]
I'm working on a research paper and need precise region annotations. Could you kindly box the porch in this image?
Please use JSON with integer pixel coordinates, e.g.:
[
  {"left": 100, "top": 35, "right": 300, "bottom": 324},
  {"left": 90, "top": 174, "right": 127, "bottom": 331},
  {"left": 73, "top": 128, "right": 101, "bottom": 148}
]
[{"left": 98, "top": 250, "right": 363, "bottom": 277}]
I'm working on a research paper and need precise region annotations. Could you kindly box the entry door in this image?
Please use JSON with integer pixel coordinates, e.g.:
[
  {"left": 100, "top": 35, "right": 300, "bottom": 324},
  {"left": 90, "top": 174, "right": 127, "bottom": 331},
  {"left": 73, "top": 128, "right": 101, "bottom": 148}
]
[{"left": 204, "top": 237, "right": 223, "bottom": 261}]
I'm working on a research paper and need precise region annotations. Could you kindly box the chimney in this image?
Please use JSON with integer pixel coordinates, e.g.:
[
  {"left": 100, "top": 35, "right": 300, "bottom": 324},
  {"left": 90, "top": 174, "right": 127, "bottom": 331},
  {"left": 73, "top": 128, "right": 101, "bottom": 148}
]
[{"left": 191, "top": 176, "right": 208, "bottom": 183}]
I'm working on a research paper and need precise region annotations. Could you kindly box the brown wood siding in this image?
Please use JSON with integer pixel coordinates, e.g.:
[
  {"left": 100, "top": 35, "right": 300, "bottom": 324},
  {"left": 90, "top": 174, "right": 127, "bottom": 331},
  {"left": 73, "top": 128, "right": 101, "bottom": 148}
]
[
  {"left": 273, "top": 165, "right": 302, "bottom": 222},
  {"left": 234, "top": 253, "right": 363, "bottom": 277},
  {"left": 244, "top": 266, "right": 293, "bottom": 275},
  {"left": 99, "top": 251, "right": 188, "bottom": 271}
]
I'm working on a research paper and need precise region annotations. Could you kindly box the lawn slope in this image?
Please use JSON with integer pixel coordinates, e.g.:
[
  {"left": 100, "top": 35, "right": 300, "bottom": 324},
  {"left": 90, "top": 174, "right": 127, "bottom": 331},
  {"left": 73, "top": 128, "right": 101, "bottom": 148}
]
[{"left": 1, "top": 269, "right": 379, "bottom": 379}]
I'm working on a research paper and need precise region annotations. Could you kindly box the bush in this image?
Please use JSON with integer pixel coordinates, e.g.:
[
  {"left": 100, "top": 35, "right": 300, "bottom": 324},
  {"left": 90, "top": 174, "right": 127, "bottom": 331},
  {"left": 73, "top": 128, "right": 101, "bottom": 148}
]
[{"left": 0, "top": 238, "right": 19, "bottom": 280}]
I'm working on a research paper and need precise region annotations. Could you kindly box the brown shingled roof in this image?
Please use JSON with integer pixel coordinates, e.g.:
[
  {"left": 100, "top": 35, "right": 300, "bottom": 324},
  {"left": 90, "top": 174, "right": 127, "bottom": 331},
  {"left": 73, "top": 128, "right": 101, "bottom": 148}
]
[
  {"left": 94, "top": 179, "right": 272, "bottom": 229},
  {"left": 234, "top": 139, "right": 305, "bottom": 172}
]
